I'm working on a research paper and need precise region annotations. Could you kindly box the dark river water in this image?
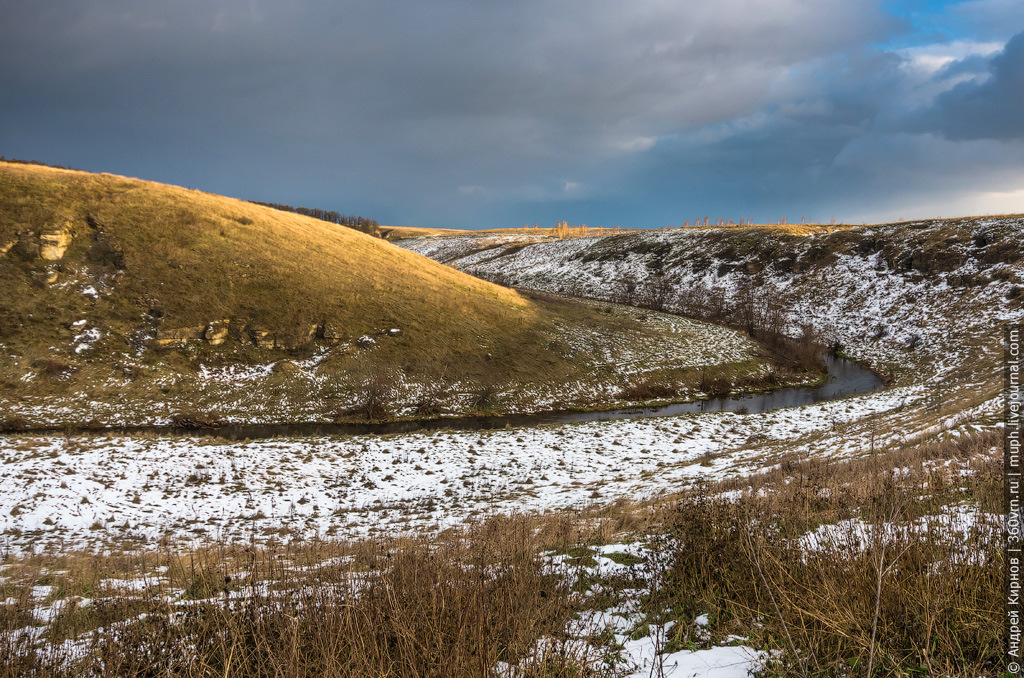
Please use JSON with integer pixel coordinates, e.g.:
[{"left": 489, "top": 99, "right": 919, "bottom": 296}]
[{"left": 149, "top": 354, "right": 883, "bottom": 440}]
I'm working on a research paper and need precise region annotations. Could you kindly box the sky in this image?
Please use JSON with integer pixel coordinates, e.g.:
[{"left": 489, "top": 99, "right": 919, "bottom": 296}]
[{"left": 1, "top": 0, "right": 1023, "bottom": 229}]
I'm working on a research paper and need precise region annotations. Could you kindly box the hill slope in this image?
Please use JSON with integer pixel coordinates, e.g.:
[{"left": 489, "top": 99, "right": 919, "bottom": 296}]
[
  {"left": 0, "top": 163, "right": 774, "bottom": 426},
  {"left": 397, "top": 217, "right": 1024, "bottom": 425},
  {"left": 0, "top": 162, "right": 533, "bottom": 345}
]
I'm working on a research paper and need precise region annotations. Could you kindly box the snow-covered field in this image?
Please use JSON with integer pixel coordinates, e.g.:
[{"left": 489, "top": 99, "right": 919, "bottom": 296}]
[{"left": 2, "top": 380, "right": 999, "bottom": 554}]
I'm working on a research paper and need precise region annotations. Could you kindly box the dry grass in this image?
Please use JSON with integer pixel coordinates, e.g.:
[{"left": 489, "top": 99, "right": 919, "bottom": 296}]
[
  {"left": 379, "top": 225, "right": 473, "bottom": 239},
  {"left": 639, "top": 428, "right": 996, "bottom": 673},
  {"left": 0, "top": 161, "right": 530, "bottom": 336},
  {"left": 386, "top": 223, "right": 862, "bottom": 244},
  {"left": 0, "top": 162, "right": 777, "bottom": 426},
  {"left": 0, "top": 515, "right": 617, "bottom": 678},
  {"left": 677, "top": 222, "right": 861, "bottom": 235},
  {"left": 0, "top": 431, "right": 1001, "bottom": 676},
  {"left": 385, "top": 223, "right": 861, "bottom": 242}
]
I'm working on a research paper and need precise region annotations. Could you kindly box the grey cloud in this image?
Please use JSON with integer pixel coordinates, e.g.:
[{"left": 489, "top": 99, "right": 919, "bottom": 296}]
[
  {"left": 915, "top": 31, "right": 1024, "bottom": 140},
  {"left": 1, "top": 1, "right": 1017, "bottom": 228},
  {"left": 934, "top": 52, "right": 992, "bottom": 79},
  {"left": 0, "top": 1, "right": 894, "bottom": 205},
  {"left": 562, "top": 41, "right": 1024, "bottom": 226}
]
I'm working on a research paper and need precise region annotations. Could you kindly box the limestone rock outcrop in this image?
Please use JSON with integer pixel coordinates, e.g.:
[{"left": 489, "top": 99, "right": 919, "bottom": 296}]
[
  {"left": 39, "top": 221, "right": 74, "bottom": 260},
  {"left": 248, "top": 328, "right": 276, "bottom": 349},
  {"left": 2, "top": 221, "right": 75, "bottom": 261},
  {"left": 152, "top": 319, "right": 359, "bottom": 351},
  {"left": 154, "top": 326, "right": 206, "bottom": 347},
  {"left": 204, "top": 321, "right": 230, "bottom": 346},
  {"left": 321, "top": 322, "right": 345, "bottom": 344}
]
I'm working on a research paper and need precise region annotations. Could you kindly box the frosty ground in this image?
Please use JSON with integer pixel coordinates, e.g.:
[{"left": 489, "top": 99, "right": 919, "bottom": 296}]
[
  {"left": 1, "top": 217, "right": 1015, "bottom": 675},
  {"left": 0, "top": 531, "right": 772, "bottom": 677},
  {"left": 0, "top": 377, "right": 995, "bottom": 555},
  {"left": 6, "top": 216, "right": 1018, "bottom": 555}
]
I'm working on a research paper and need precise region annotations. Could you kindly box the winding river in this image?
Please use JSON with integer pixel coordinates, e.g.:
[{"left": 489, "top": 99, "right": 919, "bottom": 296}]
[{"left": 161, "top": 354, "right": 883, "bottom": 440}]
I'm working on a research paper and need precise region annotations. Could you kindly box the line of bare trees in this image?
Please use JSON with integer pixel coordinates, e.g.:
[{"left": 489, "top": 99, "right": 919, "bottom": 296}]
[
  {"left": 616, "top": 274, "right": 830, "bottom": 373},
  {"left": 469, "top": 264, "right": 829, "bottom": 374},
  {"left": 249, "top": 201, "right": 381, "bottom": 238}
]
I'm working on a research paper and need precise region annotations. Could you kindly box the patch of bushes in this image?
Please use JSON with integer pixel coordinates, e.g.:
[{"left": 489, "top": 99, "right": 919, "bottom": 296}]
[
  {"left": 698, "top": 368, "right": 732, "bottom": 396},
  {"left": 0, "top": 416, "right": 28, "bottom": 432},
  {"left": 413, "top": 379, "right": 450, "bottom": 417},
  {"left": 469, "top": 379, "right": 500, "bottom": 411},
  {"left": 170, "top": 412, "right": 225, "bottom": 429},
  {"left": 648, "top": 433, "right": 1001, "bottom": 677},
  {"left": 0, "top": 518, "right": 585, "bottom": 678},
  {"left": 350, "top": 371, "right": 396, "bottom": 421},
  {"left": 618, "top": 378, "right": 678, "bottom": 402}
]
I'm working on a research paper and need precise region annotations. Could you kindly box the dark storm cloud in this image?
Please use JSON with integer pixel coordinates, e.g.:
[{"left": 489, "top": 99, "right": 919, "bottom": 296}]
[
  {"left": 914, "top": 30, "right": 1024, "bottom": 140},
  {"left": 538, "top": 38, "right": 1024, "bottom": 226},
  {"left": 0, "top": 0, "right": 897, "bottom": 222},
  {"left": 0, "top": 1, "right": 1021, "bottom": 226}
]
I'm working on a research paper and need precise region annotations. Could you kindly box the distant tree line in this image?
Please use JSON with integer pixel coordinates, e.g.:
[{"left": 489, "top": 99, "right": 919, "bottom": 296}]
[
  {"left": 249, "top": 201, "right": 382, "bottom": 238},
  {"left": 0, "top": 156, "right": 83, "bottom": 171}
]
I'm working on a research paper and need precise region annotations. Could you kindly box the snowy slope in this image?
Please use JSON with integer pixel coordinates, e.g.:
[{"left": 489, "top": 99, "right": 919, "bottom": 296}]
[{"left": 398, "top": 218, "right": 1024, "bottom": 394}]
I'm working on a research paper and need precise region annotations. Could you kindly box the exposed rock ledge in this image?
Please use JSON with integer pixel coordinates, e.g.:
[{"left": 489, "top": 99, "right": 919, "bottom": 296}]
[
  {"left": 154, "top": 320, "right": 391, "bottom": 350},
  {"left": 1, "top": 221, "right": 74, "bottom": 261}
]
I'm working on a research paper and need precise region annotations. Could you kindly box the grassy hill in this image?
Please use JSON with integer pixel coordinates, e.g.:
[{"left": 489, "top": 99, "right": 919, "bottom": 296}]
[
  {"left": 0, "top": 162, "right": 775, "bottom": 427},
  {"left": 0, "top": 162, "right": 533, "bottom": 344}
]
